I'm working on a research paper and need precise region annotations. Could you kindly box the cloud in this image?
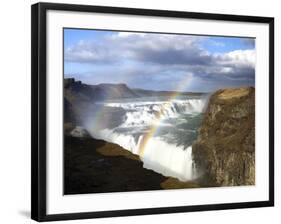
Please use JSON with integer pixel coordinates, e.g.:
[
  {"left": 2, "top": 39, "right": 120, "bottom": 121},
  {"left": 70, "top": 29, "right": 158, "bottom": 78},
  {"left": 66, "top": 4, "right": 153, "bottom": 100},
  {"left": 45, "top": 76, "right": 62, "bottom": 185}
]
[
  {"left": 65, "top": 33, "right": 210, "bottom": 65},
  {"left": 216, "top": 49, "right": 255, "bottom": 68},
  {"left": 65, "top": 31, "right": 255, "bottom": 91},
  {"left": 65, "top": 40, "right": 117, "bottom": 64},
  {"left": 112, "top": 33, "right": 207, "bottom": 65}
]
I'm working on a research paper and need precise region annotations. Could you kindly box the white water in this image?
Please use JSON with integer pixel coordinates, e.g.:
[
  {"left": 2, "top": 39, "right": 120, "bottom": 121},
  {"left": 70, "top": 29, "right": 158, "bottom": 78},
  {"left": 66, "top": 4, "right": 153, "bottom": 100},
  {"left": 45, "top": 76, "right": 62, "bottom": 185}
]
[
  {"left": 105, "top": 99, "right": 206, "bottom": 127},
  {"left": 142, "top": 139, "right": 195, "bottom": 181},
  {"left": 85, "top": 97, "right": 207, "bottom": 182}
]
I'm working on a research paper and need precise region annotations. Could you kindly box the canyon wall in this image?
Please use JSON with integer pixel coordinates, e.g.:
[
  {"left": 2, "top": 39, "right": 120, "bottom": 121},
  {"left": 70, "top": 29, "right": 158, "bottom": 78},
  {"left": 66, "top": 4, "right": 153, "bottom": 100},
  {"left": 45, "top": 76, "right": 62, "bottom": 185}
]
[{"left": 192, "top": 87, "right": 255, "bottom": 186}]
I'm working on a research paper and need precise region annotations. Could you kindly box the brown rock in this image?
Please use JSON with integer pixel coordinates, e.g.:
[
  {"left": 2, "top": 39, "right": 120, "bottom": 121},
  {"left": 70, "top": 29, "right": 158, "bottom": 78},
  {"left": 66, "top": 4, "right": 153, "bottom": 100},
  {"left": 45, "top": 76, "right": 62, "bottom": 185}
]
[{"left": 192, "top": 87, "right": 255, "bottom": 186}]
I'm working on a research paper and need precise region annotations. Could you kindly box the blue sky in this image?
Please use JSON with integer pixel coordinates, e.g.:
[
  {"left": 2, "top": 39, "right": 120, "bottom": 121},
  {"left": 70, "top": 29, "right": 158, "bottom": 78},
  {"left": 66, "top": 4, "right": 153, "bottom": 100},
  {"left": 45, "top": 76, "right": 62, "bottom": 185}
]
[{"left": 64, "top": 28, "right": 255, "bottom": 92}]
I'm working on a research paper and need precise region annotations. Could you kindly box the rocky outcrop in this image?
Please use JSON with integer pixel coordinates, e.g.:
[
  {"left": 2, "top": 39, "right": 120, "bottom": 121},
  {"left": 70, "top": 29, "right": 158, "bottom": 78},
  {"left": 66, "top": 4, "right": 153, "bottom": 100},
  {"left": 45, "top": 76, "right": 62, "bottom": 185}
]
[
  {"left": 192, "top": 87, "right": 255, "bottom": 186},
  {"left": 64, "top": 136, "right": 167, "bottom": 194},
  {"left": 70, "top": 126, "right": 92, "bottom": 138}
]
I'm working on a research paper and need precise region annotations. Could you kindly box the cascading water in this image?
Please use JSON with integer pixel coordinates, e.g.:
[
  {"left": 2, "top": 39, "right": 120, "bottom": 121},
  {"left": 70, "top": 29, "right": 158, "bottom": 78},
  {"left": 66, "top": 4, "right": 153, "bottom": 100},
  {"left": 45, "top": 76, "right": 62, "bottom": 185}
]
[{"left": 85, "top": 96, "right": 207, "bottom": 182}]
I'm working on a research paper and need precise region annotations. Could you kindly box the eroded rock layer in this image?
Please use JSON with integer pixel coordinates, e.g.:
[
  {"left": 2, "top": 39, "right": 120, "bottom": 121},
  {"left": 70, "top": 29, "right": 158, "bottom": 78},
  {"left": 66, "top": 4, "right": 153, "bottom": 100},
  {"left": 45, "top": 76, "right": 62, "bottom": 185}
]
[{"left": 192, "top": 87, "right": 255, "bottom": 186}]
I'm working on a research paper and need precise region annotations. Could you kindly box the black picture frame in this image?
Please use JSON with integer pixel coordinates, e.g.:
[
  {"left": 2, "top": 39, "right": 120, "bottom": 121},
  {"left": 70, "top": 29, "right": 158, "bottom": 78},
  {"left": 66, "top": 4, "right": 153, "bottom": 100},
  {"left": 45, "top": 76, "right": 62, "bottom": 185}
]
[{"left": 31, "top": 2, "right": 274, "bottom": 222}]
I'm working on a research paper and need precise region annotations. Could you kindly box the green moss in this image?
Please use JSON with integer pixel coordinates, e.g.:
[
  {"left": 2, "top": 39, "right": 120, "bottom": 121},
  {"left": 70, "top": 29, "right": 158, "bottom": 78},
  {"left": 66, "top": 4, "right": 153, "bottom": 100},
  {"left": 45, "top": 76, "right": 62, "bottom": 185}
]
[{"left": 161, "top": 177, "right": 200, "bottom": 189}]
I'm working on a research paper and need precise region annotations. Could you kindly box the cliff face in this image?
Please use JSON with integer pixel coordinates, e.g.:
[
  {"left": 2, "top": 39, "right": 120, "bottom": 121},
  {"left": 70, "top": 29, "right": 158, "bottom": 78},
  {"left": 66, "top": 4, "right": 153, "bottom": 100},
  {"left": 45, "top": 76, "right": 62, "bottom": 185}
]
[{"left": 192, "top": 87, "right": 255, "bottom": 186}]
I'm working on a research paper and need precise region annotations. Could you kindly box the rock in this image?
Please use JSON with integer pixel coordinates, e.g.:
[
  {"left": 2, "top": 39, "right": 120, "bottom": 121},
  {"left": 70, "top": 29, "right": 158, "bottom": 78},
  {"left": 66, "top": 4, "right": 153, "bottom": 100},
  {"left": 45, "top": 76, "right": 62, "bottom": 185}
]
[
  {"left": 64, "top": 136, "right": 167, "bottom": 194},
  {"left": 70, "top": 126, "right": 91, "bottom": 138},
  {"left": 192, "top": 87, "right": 255, "bottom": 186},
  {"left": 64, "top": 78, "right": 75, "bottom": 88}
]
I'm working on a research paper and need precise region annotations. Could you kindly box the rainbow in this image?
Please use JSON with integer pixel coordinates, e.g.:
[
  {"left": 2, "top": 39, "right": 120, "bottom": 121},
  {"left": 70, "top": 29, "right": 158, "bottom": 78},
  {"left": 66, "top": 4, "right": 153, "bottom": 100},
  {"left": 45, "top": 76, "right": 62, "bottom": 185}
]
[
  {"left": 137, "top": 74, "right": 193, "bottom": 157},
  {"left": 84, "top": 73, "right": 193, "bottom": 158}
]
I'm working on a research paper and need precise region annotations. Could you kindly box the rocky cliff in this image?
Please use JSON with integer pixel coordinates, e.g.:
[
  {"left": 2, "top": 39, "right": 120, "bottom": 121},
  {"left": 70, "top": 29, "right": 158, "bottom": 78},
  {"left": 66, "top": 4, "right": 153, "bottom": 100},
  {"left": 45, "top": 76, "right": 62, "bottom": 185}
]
[{"left": 192, "top": 87, "right": 255, "bottom": 186}]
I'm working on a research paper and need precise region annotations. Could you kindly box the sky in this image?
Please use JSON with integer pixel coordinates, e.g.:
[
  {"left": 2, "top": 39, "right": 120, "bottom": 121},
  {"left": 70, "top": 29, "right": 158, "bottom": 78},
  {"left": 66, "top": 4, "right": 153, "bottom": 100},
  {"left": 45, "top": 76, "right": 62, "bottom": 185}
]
[{"left": 64, "top": 28, "right": 255, "bottom": 92}]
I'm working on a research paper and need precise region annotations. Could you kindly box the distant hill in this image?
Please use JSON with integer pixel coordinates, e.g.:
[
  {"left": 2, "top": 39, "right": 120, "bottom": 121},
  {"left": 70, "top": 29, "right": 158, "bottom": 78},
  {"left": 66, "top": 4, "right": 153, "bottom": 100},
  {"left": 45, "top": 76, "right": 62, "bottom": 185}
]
[
  {"left": 94, "top": 83, "right": 138, "bottom": 99},
  {"left": 133, "top": 88, "right": 205, "bottom": 97},
  {"left": 64, "top": 78, "right": 140, "bottom": 124},
  {"left": 64, "top": 78, "right": 205, "bottom": 103},
  {"left": 64, "top": 78, "right": 138, "bottom": 102}
]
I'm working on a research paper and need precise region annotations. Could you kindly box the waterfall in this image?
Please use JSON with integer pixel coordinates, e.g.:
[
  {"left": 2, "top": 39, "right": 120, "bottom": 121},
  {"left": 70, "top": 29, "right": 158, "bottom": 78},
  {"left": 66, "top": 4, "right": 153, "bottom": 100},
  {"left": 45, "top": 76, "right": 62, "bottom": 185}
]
[
  {"left": 105, "top": 99, "right": 206, "bottom": 127},
  {"left": 85, "top": 97, "right": 207, "bottom": 182}
]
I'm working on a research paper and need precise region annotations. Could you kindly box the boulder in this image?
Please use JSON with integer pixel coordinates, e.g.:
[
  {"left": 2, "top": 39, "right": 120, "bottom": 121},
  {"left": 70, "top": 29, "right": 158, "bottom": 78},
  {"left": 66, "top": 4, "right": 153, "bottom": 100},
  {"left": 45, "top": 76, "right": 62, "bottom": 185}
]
[{"left": 70, "top": 126, "right": 91, "bottom": 138}]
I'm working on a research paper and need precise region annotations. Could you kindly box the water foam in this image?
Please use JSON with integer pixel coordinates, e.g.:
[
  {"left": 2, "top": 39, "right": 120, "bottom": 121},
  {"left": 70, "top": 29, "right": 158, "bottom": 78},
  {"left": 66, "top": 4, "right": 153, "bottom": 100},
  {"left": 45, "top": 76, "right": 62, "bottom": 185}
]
[
  {"left": 105, "top": 99, "right": 206, "bottom": 127},
  {"left": 86, "top": 98, "right": 206, "bottom": 181},
  {"left": 141, "top": 137, "right": 196, "bottom": 181}
]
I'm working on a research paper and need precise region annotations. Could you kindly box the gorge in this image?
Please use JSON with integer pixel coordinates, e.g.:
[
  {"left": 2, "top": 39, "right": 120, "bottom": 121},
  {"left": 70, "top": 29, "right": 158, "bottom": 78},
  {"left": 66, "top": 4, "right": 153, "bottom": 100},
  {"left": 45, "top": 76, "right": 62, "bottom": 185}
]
[{"left": 64, "top": 78, "right": 255, "bottom": 194}]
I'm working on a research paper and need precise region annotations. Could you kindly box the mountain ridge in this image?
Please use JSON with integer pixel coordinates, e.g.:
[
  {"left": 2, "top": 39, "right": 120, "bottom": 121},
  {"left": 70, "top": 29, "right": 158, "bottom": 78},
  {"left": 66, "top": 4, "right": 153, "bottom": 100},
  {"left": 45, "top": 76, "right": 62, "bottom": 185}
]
[{"left": 64, "top": 77, "right": 206, "bottom": 102}]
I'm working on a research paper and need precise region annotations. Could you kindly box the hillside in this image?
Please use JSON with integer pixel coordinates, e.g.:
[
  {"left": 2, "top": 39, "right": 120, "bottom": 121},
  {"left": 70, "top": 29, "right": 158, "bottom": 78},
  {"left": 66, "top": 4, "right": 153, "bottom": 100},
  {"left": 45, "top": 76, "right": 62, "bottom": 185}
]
[
  {"left": 64, "top": 78, "right": 206, "bottom": 103},
  {"left": 133, "top": 88, "right": 205, "bottom": 97},
  {"left": 64, "top": 78, "right": 138, "bottom": 102}
]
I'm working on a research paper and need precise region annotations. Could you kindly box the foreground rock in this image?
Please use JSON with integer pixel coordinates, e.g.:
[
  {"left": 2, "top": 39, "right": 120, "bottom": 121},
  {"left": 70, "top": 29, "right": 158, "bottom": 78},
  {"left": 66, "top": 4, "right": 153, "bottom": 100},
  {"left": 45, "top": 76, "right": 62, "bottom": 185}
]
[
  {"left": 64, "top": 136, "right": 166, "bottom": 194},
  {"left": 64, "top": 133, "right": 204, "bottom": 194},
  {"left": 192, "top": 87, "right": 255, "bottom": 186}
]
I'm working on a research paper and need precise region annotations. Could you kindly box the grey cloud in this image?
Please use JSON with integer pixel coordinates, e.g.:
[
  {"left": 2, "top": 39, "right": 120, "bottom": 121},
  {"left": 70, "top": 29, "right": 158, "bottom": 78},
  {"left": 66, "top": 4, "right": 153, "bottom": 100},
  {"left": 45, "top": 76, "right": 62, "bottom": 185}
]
[
  {"left": 65, "top": 32, "right": 255, "bottom": 91},
  {"left": 132, "top": 47, "right": 214, "bottom": 65},
  {"left": 65, "top": 40, "right": 119, "bottom": 64},
  {"left": 65, "top": 33, "right": 210, "bottom": 66}
]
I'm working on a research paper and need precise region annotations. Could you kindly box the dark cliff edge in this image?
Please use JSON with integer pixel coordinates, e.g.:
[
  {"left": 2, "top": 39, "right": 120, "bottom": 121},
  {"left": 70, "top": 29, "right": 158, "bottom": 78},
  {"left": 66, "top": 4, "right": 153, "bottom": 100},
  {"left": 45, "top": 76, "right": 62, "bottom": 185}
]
[
  {"left": 192, "top": 87, "right": 255, "bottom": 186},
  {"left": 64, "top": 135, "right": 166, "bottom": 194}
]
